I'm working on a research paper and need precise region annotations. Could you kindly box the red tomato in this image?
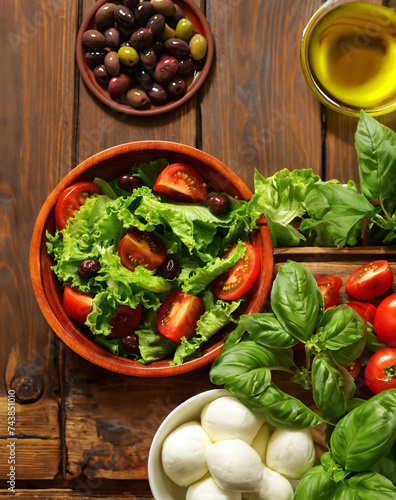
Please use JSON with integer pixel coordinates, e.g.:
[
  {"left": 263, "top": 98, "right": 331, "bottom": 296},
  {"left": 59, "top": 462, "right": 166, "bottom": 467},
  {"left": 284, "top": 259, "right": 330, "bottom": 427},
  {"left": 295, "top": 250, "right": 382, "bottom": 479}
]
[
  {"left": 346, "top": 301, "right": 377, "bottom": 325},
  {"left": 374, "top": 294, "right": 396, "bottom": 346},
  {"left": 63, "top": 285, "right": 92, "bottom": 324},
  {"left": 315, "top": 276, "right": 343, "bottom": 309},
  {"left": 345, "top": 358, "right": 361, "bottom": 378},
  {"left": 108, "top": 304, "right": 143, "bottom": 339},
  {"left": 55, "top": 182, "right": 101, "bottom": 230},
  {"left": 364, "top": 348, "right": 396, "bottom": 394},
  {"left": 118, "top": 228, "right": 167, "bottom": 272},
  {"left": 153, "top": 163, "right": 207, "bottom": 203},
  {"left": 157, "top": 291, "right": 205, "bottom": 343},
  {"left": 212, "top": 243, "right": 261, "bottom": 301},
  {"left": 345, "top": 260, "right": 393, "bottom": 301}
]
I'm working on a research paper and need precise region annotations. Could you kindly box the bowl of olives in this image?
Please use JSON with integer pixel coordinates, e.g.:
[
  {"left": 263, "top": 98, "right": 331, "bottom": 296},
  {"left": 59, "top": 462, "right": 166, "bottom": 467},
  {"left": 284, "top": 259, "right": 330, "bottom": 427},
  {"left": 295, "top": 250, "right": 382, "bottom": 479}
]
[
  {"left": 76, "top": 0, "right": 214, "bottom": 115},
  {"left": 30, "top": 141, "right": 273, "bottom": 377}
]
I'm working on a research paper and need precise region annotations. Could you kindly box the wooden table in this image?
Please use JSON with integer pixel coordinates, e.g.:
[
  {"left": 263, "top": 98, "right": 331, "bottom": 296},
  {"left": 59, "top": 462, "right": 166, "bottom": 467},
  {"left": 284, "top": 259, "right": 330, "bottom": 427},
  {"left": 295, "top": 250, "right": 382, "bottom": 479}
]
[{"left": 1, "top": 0, "right": 396, "bottom": 498}]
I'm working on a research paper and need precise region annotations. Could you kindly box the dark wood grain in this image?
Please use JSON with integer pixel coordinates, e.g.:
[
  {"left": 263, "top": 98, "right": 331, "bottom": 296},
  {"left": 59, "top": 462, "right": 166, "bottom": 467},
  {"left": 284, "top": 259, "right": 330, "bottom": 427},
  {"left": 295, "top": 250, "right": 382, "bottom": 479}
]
[
  {"left": 201, "top": 0, "right": 324, "bottom": 191},
  {"left": 0, "top": 0, "right": 79, "bottom": 482}
]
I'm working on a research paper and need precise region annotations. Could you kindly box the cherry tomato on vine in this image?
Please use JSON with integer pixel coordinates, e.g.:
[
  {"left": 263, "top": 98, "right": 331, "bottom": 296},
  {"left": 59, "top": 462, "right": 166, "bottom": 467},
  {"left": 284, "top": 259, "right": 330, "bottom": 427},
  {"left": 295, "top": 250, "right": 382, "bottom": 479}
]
[
  {"left": 108, "top": 304, "right": 143, "bottom": 339},
  {"left": 55, "top": 182, "right": 101, "bottom": 230},
  {"left": 345, "top": 260, "right": 393, "bottom": 301},
  {"left": 153, "top": 163, "right": 207, "bottom": 203},
  {"left": 315, "top": 276, "right": 343, "bottom": 309},
  {"left": 118, "top": 228, "right": 167, "bottom": 272},
  {"left": 157, "top": 290, "right": 205, "bottom": 343},
  {"left": 212, "top": 242, "right": 260, "bottom": 301},
  {"left": 63, "top": 285, "right": 92, "bottom": 324},
  {"left": 346, "top": 301, "right": 377, "bottom": 325},
  {"left": 364, "top": 348, "right": 396, "bottom": 394},
  {"left": 374, "top": 294, "right": 396, "bottom": 347},
  {"left": 346, "top": 358, "right": 361, "bottom": 378}
]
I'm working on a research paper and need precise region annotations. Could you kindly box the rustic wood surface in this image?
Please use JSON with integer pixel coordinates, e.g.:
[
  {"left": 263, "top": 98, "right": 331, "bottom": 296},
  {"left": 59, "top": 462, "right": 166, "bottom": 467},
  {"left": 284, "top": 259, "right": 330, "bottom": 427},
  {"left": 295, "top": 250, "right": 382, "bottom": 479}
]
[{"left": 1, "top": 0, "right": 396, "bottom": 497}]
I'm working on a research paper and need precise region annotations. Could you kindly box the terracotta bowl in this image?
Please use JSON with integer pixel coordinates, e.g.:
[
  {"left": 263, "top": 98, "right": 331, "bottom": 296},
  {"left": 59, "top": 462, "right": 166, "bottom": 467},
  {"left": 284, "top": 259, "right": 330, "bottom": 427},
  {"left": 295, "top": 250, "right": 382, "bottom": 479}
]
[
  {"left": 29, "top": 142, "right": 273, "bottom": 377},
  {"left": 76, "top": 0, "right": 214, "bottom": 116}
]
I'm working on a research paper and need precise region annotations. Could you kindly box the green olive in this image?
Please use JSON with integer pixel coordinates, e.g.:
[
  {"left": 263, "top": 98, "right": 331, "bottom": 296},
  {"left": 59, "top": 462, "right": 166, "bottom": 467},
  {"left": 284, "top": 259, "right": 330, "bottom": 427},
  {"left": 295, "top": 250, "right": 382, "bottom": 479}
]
[
  {"left": 117, "top": 46, "right": 139, "bottom": 67},
  {"left": 160, "top": 23, "right": 176, "bottom": 41},
  {"left": 150, "top": 0, "right": 177, "bottom": 17},
  {"left": 175, "top": 18, "right": 194, "bottom": 43},
  {"left": 189, "top": 34, "right": 208, "bottom": 61}
]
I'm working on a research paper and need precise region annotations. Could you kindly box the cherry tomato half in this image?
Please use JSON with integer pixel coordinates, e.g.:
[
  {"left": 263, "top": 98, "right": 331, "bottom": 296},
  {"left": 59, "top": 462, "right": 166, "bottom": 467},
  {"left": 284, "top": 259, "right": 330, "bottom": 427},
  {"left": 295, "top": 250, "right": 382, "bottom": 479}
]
[
  {"left": 108, "top": 304, "right": 143, "bottom": 339},
  {"left": 365, "top": 348, "right": 396, "bottom": 394},
  {"left": 374, "top": 294, "right": 396, "bottom": 347},
  {"left": 118, "top": 228, "right": 167, "bottom": 272},
  {"left": 55, "top": 182, "right": 101, "bottom": 230},
  {"left": 346, "top": 301, "right": 377, "bottom": 325},
  {"left": 345, "top": 260, "right": 393, "bottom": 301},
  {"left": 157, "top": 291, "right": 205, "bottom": 343},
  {"left": 63, "top": 285, "right": 92, "bottom": 324},
  {"left": 153, "top": 163, "right": 207, "bottom": 203},
  {"left": 346, "top": 358, "right": 361, "bottom": 378},
  {"left": 212, "top": 242, "right": 261, "bottom": 301},
  {"left": 315, "top": 276, "right": 343, "bottom": 309}
]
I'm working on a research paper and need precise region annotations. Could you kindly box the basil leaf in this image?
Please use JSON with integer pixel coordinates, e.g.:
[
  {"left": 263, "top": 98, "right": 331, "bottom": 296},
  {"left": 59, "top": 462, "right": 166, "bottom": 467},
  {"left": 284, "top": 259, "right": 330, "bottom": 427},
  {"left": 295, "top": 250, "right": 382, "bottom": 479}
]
[
  {"left": 355, "top": 110, "right": 396, "bottom": 204},
  {"left": 223, "top": 322, "right": 246, "bottom": 350},
  {"left": 366, "top": 322, "right": 387, "bottom": 353},
  {"left": 294, "top": 466, "right": 337, "bottom": 500},
  {"left": 240, "top": 313, "right": 298, "bottom": 348},
  {"left": 372, "top": 453, "right": 396, "bottom": 487},
  {"left": 314, "top": 305, "right": 366, "bottom": 367},
  {"left": 301, "top": 182, "right": 375, "bottom": 247},
  {"left": 331, "top": 389, "right": 396, "bottom": 472},
  {"left": 312, "top": 354, "right": 348, "bottom": 421},
  {"left": 235, "top": 382, "right": 324, "bottom": 429},
  {"left": 271, "top": 260, "right": 324, "bottom": 342},
  {"left": 333, "top": 471, "right": 396, "bottom": 499}
]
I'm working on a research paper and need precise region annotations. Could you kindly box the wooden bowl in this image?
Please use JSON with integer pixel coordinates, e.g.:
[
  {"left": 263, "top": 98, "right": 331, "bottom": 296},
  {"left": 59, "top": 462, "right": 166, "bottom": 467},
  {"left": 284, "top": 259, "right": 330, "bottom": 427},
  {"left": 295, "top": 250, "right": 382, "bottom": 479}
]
[
  {"left": 30, "top": 142, "right": 273, "bottom": 377},
  {"left": 76, "top": 0, "right": 214, "bottom": 116}
]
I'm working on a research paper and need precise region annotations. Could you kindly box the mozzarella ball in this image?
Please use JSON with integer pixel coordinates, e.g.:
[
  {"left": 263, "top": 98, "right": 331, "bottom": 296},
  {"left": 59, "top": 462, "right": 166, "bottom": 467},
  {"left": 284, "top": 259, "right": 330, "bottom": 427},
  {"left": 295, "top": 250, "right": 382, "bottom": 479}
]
[
  {"left": 187, "top": 474, "right": 242, "bottom": 500},
  {"left": 201, "top": 396, "right": 265, "bottom": 444},
  {"left": 161, "top": 421, "right": 211, "bottom": 487},
  {"left": 266, "top": 428, "right": 316, "bottom": 479},
  {"left": 205, "top": 439, "right": 263, "bottom": 492},
  {"left": 250, "top": 423, "right": 272, "bottom": 462},
  {"left": 242, "top": 465, "right": 294, "bottom": 500}
]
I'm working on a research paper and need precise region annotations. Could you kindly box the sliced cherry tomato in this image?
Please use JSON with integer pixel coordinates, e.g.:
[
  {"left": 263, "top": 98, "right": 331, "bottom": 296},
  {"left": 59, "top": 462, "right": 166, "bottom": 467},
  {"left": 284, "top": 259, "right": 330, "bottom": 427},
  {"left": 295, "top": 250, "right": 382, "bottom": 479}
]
[
  {"left": 374, "top": 294, "right": 396, "bottom": 347},
  {"left": 108, "top": 304, "right": 143, "bottom": 339},
  {"left": 315, "top": 276, "right": 343, "bottom": 309},
  {"left": 63, "top": 285, "right": 92, "bottom": 324},
  {"left": 346, "top": 301, "right": 377, "bottom": 325},
  {"left": 118, "top": 228, "right": 167, "bottom": 272},
  {"left": 153, "top": 163, "right": 207, "bottom": 203},
  {"left": 364, "top": 348, "right": 396, "bottom": 394},
  {"left": 55, "top": 181, "right": 101, "bottom": 230},
  {"left": 157, "top": 290, "right": 205, "bottom": 343},
  {"left": 346, "top": 358, "right": 361, "bottom": 378},
  {"left": 345, "top": 260, "right": 393, "bottom": 301},
  {"left": 212, "top": 242, "right": 260, "bottom": 301}
]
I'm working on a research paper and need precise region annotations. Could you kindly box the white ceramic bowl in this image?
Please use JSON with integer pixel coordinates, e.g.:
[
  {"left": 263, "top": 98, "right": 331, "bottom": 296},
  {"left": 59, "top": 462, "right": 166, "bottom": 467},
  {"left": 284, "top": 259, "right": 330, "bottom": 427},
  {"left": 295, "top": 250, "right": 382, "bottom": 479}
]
[{"left": 148, "top": 389, "right": 229, "bottom": 500}]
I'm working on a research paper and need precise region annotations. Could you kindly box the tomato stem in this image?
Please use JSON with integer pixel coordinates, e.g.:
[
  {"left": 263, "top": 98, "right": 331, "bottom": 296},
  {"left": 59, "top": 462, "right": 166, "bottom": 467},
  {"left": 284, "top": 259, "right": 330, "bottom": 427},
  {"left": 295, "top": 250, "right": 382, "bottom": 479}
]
[{"left": 379, "top": 363, "right": 396, "bottom": 381}]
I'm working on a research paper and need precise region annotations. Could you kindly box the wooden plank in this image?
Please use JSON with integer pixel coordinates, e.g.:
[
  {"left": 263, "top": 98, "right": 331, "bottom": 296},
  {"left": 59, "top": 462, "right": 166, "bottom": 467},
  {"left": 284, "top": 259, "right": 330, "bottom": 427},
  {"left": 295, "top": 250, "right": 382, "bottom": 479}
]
[
  {"left": 201, "top": 0, "right": 323, "bottom": 191},
  {"left": 0, "top": 0, "right": 79, "bottom": 481},
  {"left": 64, "top": 355, "right": 215, "bottom": 479},
  {"left": 0, "top": 490, "right": 151, "bottom": 499}
]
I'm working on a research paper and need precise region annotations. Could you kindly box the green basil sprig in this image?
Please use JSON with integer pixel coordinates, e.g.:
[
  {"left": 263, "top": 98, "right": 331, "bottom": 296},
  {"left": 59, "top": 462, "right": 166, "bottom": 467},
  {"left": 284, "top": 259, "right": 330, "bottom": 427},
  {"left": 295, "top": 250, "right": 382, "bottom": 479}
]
[
  {"left": 356, "top": 110, "right": 396, "bottom": 244},
  {"left": 210, "top": 260, "right": 368, "bottom": 425}
]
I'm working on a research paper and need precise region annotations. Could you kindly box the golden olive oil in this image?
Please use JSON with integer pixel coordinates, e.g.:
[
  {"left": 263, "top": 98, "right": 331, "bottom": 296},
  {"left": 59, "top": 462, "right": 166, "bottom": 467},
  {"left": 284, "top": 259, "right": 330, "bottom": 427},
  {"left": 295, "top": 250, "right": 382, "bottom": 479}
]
[{"left": 307, "top": 2, "right": 396, "bottom": 110}]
